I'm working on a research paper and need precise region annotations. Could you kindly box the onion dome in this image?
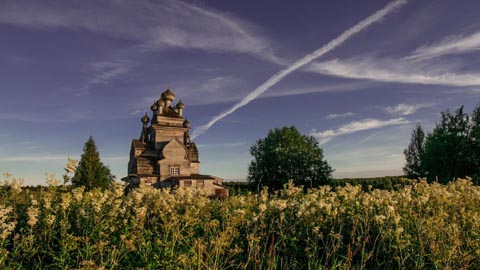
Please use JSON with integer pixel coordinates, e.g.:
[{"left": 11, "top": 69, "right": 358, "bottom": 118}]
[
  {"left": 150, "top": 101, "right": 158, "bottom": 111},
  {"left": 176, "top": 99, "right": 185, "bottom": 109},
  {"left": 183, "top": 119, "right": 190, "bottom": 128},
  {"left": 162, "top": 87, "right": 175, "bottom": 101},
  {"left": 141, "top": 112, "right": 150, "bottom": 124}
]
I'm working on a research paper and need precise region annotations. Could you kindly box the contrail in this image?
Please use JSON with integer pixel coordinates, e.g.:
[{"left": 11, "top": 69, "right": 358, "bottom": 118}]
[{"left": 191, "top": 0, "right": 408, "bottom": 139}]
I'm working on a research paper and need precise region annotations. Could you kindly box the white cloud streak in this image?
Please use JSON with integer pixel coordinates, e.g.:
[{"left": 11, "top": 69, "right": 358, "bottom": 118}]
[
  {"left": 88, "top": 60, "right": 135, "bottom": 85},
  {"left": 0, "top": 0, "right": 283, "bottom": 94},
  {"left": 0, "top": 0, "right": 278, "bottom": 61},
  {"left": 385, "top": 102, "right": 435, "bottom": 115},
  {"left": 312, "top": 117, "right": 410, "bottom": 144},
  {"left": 359, "top": 133, "right": 378, "bottom": 144},
  {"left": 191, "top": 0, "right": 408, "bottom": 139},
  {"left": 264, "top": 81, "right": 375, "bottom": 98},
  {"left": 309, "top": 57, "right": 480, "bottom": 86},
  {"left": 326, "top": 112, "right": 356, "bottom": 119},
  {"left": 75, "top": 49, "right": 142, "bottom": 96},
  {"left": 407, "top": 30, "right": 480, "bottom": 60}
]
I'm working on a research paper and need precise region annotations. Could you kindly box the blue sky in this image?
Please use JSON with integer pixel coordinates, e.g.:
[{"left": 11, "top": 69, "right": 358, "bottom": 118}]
[{"left": 1, "top": 0, "right": 480, "bottom": 185}]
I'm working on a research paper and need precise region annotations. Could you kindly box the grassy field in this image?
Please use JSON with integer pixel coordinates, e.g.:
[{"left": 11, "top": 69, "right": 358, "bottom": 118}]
[{"left": 1, "top": 176, "right": 480, "bottom": 269}]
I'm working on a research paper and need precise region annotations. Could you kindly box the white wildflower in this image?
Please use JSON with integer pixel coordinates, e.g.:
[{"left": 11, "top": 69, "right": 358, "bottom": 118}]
[
  {"left": 65, "top": 157, "right": 78, "bottom": 173},
  {"left": 259, "top": 203, "right": 267, "bottom": 213},
  {"left": 27, "top": 206, "right": 39, "bottom": 227},
  {"left": 274, "top": 199, "right": 288, "bottom": 211},
  {"left": 10, "top": 177, "right": 24, "bottom": 194},
  {"left": 61, "top": 193, "right": 72, "bottom": 211},
  {"left": 45, "top": 173, "right": 59, "bottom": 187},
  {"left": 0, "top": 206, "right": 16, "bottom": 239}
]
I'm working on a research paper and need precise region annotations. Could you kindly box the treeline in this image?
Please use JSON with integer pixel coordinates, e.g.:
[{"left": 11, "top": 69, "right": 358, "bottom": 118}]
[
  {"left": 404, "top": 104, "right": 480, "bottom": 184},
  {"left": 225, "top": 176, "right": 411, "bottom": 194},
  {"left": 330, "top": 176, "right": 412, "bottom": 190},
  {"left": 6, "top": 176, "right": 412, "bottom": 197},
  {"left": 0, "top": 185, "right": 71, "bottom": 205}
]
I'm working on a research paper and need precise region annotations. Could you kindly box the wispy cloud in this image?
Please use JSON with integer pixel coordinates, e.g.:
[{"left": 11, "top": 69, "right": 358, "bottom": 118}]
[
  {"left": 385, "top": 102, "right": 435, "bottom": 115},
  {"left": 0, "top": 0, "right": 283, "bottom": 95},
  {"left": 309, "top": 57, "right": 480, "bottom": 87},
  {"left": 311, "top": 117, "right": 410, "bottom": 144},
  {"left": 130, "top": 79, "right": 372, "bottom": 110},
  {"left": 324, "top": 124, "right": 412, "bottom": 178},
  {"left": 263, "top": 80, "right": 375, "bottom": 99},
  {"left": 359, "top": 133, "right": 378, "bottom": 145},
  {"left": 162, "top": 80, "right": 371, "bottom": 107},
  {"left": 75, "top": 49, "right": 140, "bottom": 96},
  {"left": 127, "top": 75, "right": 246, "bottom": 115},
  {"left": 193, "top": 76, "right": 247, "bottom": 104},
  {"left": 87, "top": 59, "right": 135, "bottom": 85},
  {"left": 326, "top": 112, "right": 356, "bottom": 120},
  {"left": 199, "top": 77, "right": 238, "bottom": 94},
  {"left": 407, "top": 30, "right": 480, "bottom": 60},
  {"left": 191, "top": 0, "right": 409, "bottom": 139},
  {"left": 0, "top": 0, "right": 278, "bottom": 61},
  {"left": 169, "top": 1, "right": 282, "bottom": 64}
]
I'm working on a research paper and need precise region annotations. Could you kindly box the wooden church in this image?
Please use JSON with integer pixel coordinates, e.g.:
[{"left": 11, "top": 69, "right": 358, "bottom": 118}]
[{"left": 124, "top": 87, "right": 228, "bottom": 197}]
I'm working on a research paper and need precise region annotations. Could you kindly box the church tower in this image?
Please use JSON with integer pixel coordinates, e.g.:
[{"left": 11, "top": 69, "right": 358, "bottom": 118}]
[{"left": 125, "top": 87, "right": 228, "bottom": 197}]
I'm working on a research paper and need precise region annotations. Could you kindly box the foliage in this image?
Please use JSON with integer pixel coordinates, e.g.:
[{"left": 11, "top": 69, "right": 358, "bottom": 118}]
[
  {"left": 248, "top": 126, "right": 333, "bottom": 190},
  {"left": 471, "top": 105, "right": 480, "bottom": 181},
  {"left": 1, "top": 172, "right": 480, "bottom": 269},
  {"left": 72, "top": 136, "right": 113, "bottom": 191},
  {"left": 226, "top": 176, "right": 412, "bottom": 194},
  {"left": 331, "top": 176, "right": 412, "bottom": 191},
  {"left": 403, "top": 124, "right": 426, "bottom": 179},
  {"left": 422, "top": 106, "right": 479, "bottom": 183}
]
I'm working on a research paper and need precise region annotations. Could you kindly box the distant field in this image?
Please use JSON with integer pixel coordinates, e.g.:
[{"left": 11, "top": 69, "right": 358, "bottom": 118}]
[{"left": 1, "top": 178, "right": 479, "bottom": 269}]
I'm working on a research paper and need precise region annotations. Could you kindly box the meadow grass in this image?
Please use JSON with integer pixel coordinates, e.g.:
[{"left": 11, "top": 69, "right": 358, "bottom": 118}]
[{"left": 1, "top": 174, "right": 479, "bottom": 269}]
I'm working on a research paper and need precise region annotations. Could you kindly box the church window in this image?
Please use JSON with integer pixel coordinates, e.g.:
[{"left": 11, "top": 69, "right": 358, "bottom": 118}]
[
  {"left": 197, "top": 180, "right": 204, "bottom": 187},
  {"left": 184, "top": 180, "right": 192, "bottom": 187},
  {"left": 170, "top": 166, "right": 180, "bottom": 175}
]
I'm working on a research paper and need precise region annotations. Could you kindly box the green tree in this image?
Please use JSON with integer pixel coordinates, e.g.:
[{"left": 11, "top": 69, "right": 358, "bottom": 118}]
[
  {"left": 403, "top": 124, "right": 426, "bottom": 179},
  {"left": 422, "top": 106, "right": 475, "bottom": 183},
  {"left": 72, "top": 136, "right": 113, "bottom": 190},
  {"left": 470, "top": 105, "right": 480, "bottom": 183},
  {"left": 248, "top": 126, "right": 333, "bottom": 190}
]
